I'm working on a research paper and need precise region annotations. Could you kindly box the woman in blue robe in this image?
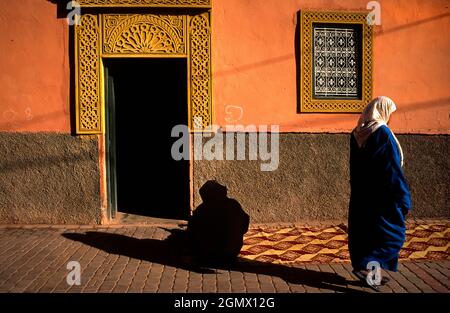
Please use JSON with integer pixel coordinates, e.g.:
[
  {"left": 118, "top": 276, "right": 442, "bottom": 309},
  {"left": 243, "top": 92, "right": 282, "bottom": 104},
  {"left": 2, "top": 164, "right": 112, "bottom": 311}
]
[{"left": 349, "top": 96, "right": 412, "bottom": 283}]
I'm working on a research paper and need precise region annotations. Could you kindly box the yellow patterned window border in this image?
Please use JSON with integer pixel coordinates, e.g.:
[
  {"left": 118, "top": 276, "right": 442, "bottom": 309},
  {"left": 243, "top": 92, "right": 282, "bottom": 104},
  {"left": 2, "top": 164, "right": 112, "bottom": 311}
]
[{"left": 299, "top": 11, "right": 373, "bottom": 113}]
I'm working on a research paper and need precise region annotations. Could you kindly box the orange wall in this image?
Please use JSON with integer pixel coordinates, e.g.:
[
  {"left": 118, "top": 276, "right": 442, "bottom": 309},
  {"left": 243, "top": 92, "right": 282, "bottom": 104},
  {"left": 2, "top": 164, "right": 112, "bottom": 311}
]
[
  {"left": 0, "top": 0, "right": 70, "bottom": 132},
  {"left": 212, "top": 0, "right": 450, "bottom": 134},
  {"left": 0, "top": 0, "right": 449, "bottom": 134}
]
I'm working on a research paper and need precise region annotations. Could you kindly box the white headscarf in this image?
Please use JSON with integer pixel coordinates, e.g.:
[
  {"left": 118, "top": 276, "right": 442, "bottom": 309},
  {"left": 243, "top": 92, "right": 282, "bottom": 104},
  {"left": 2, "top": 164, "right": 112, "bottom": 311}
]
[{"left": 353, "top": 96, "right": 404, "bottom": 166}]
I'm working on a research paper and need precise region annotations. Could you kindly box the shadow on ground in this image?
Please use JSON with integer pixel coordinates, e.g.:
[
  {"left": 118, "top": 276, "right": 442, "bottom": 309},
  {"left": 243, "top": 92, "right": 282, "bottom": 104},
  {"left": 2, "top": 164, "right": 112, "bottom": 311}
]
[{"left": 63, "top": 228, "right": 367, "bottom": 293}]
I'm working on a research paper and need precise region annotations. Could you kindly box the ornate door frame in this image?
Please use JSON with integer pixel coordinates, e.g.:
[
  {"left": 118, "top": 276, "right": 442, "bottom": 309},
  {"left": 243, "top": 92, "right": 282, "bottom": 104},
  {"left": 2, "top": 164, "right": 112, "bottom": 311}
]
[{"left": 74, "top": 0, "right": 212, "bottom": 134}]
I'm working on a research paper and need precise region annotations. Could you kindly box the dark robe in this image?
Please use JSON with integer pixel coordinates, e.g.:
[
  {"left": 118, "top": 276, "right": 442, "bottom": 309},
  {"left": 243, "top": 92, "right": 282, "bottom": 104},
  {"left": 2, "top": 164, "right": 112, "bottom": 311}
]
[{"left": 349, "top": 125, "right": 412, "bottom": 272}]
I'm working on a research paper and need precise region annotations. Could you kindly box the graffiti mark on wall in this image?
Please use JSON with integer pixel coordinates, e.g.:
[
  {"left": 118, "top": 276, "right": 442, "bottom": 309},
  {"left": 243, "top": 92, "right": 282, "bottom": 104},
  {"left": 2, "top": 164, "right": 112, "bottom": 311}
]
[
  {"left": 224, "top": 105, "right": 244, "bottom": 124},
  {"left": 1, "top": 107, "right": 36, "bottom": 129}
]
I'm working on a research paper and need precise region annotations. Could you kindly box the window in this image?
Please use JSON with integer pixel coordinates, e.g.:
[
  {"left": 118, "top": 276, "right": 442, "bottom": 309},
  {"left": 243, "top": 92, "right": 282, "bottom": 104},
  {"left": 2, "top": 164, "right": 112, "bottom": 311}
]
[
  {"left": 313, "top": 24, "right": 361, "bottom": 99},
  {"left": 299, "top": 11, "right": 373, "bottom": 112}
]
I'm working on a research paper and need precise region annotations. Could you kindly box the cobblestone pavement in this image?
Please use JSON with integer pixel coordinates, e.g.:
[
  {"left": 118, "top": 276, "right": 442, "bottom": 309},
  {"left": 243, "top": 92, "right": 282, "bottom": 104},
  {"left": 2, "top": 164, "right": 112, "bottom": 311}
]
[{"left": 0, "top": 224, "right": 449, "bottom": 293}]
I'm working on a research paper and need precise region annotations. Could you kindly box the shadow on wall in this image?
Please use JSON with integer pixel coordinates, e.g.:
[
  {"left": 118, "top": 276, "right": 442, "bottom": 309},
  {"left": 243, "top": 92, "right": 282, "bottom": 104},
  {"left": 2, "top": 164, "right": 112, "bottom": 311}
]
[
  {"left": 285, "top": 96, "right": 450, "bottom": 130},
  {"left": 62, "top": 228, "right": 367, "bottom": 293},
  {"left": 374, "top": 12, "right": 450, "bottom": 37},
  {"left": 47, "top": 0, "right": 72, "bottom": 19}
]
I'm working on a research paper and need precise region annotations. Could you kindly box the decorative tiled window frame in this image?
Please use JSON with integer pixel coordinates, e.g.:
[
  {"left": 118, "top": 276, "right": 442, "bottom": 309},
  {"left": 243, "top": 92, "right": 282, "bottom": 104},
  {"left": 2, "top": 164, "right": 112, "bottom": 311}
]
[
  {"left": 75, "top": 0, "right": 212, "bottom": 134},
  {"left": 299, "top": 11, "right": 373, "bottom": 113}
]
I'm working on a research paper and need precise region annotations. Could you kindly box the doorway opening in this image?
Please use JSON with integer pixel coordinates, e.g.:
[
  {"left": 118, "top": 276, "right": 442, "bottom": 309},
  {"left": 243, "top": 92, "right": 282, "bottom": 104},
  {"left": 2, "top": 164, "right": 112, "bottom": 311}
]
[{"left": 105, "top": 58, "right": 190, "bottom": 220}]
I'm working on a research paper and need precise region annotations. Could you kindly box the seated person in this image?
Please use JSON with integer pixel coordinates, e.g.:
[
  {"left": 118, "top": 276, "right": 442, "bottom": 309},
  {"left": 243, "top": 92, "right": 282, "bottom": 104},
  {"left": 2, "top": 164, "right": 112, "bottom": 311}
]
[{"left": 187, "top": 180, "right": 250, "bottom": 265}]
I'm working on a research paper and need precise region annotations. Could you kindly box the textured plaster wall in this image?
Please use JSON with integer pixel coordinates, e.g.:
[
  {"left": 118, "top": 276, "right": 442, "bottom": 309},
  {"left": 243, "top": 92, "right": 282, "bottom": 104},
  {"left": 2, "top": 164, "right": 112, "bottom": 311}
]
[
  {"left": 0, "top": 0, "right": 70, "bottom": 132},
  {"left": 212, "top": 0, "right": 450, "bottom": 134},
  {"left": 0, "top": 133, "right": 101, "bottom": 224},
  {"left": 399, "top": 134, "right": 450, "bottom": 218},
  {"left": 194, "top": 133, "right": 449, "bottom": 222},
  {"left": 0, "top": 0, "right": 448, "bottom": 134},
  {"left": 0, "top": 0, "right": 448, "bottom": 224}
]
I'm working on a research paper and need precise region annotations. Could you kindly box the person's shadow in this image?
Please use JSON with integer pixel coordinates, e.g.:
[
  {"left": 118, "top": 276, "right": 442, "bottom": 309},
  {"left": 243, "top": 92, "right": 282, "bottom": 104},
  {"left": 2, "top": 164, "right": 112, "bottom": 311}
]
[
  {"left": 63, "top": 180, "right": 366, "bottom": 293},
  {"left": 62, "top": 227, "right": 366, "bottom": 293},
  {"left": 186, "top": 180, "right": 250, "bottom": 263}
]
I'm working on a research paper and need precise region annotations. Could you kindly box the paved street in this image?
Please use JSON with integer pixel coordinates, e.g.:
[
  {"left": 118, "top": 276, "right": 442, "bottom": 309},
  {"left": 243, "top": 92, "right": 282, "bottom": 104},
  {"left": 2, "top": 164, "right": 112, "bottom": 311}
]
[{"left": 0, "top": 223, "right": 449, "bottom": 293}]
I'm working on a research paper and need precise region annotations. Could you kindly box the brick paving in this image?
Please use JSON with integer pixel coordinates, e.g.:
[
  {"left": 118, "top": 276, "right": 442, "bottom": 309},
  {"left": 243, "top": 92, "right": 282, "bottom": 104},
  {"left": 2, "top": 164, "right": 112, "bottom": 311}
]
[{"left": 0, "top": 224, "right": 449, "bottom": 293}]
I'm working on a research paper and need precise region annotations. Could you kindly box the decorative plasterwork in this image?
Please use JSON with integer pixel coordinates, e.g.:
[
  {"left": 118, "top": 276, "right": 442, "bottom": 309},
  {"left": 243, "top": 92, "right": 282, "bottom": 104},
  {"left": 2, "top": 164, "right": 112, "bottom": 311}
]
[
  {"left": 75, "top": 9, "right": 211, "bottom": 133},
  {"left": 77, "top": 0, "right": 211, "bottom": 8},
  {"left": 102, "top": 14, "right": 186, "bottom": 55},
  {"left": 300, "top": 11, "right": 373, "bottom": 113},
  {"left": 189, "top": 13, "right": 212, "bottom": 129},
  {"left": 75, "top": 14, "right": 102, "bottom": 133}
]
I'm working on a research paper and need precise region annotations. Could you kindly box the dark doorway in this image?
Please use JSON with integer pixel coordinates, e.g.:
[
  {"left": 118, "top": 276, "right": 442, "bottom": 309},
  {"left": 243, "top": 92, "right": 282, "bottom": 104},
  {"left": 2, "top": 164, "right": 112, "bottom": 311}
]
[{"left": 105, "top": 58, "right": 189, "bottom": 220}]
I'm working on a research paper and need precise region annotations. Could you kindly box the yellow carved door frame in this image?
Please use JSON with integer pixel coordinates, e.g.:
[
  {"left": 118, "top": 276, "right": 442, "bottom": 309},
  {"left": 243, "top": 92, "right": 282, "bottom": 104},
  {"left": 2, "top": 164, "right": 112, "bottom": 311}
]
[{"left": 74, "top": 1, "right": 212, "bottom": 134}]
